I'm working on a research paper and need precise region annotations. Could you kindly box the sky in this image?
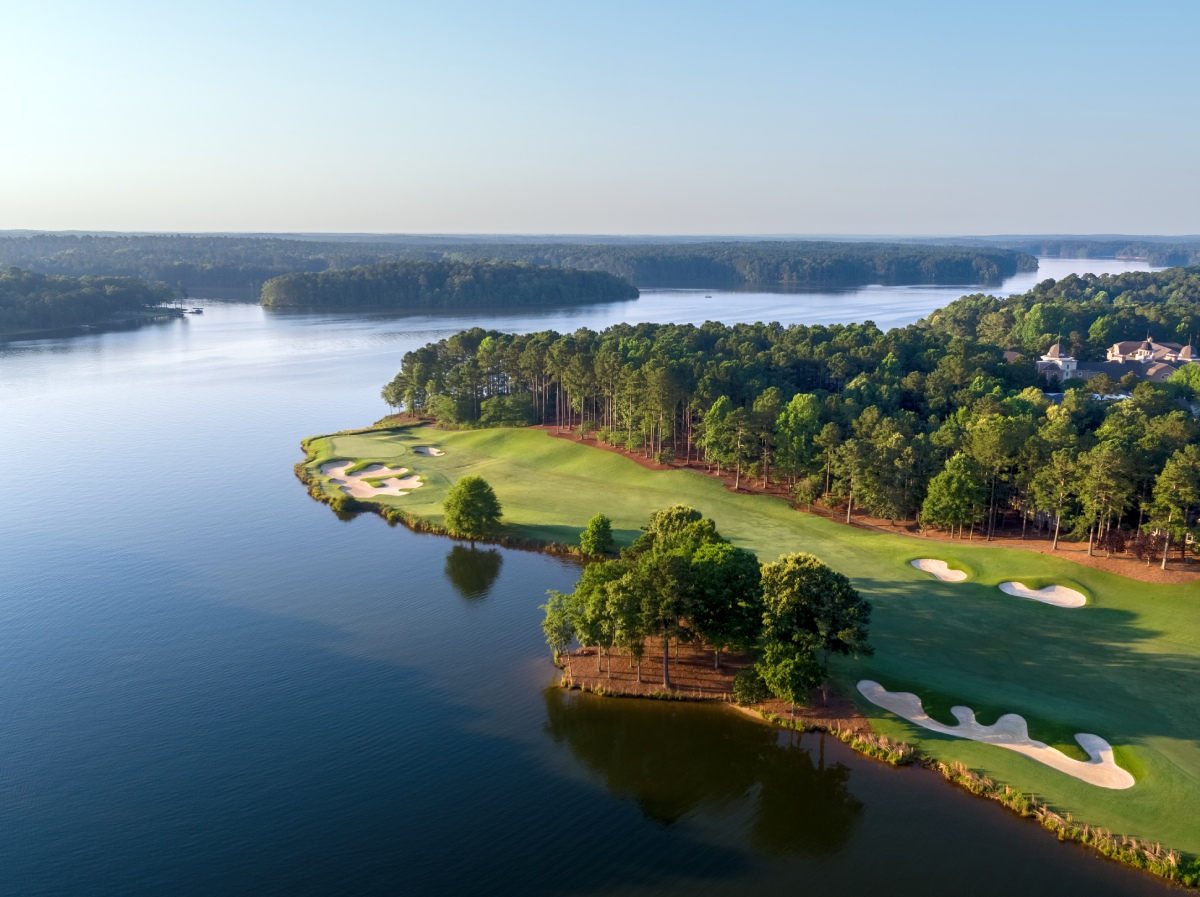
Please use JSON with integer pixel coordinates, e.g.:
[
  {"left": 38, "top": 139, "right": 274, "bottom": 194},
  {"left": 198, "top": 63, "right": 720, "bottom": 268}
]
[{"left": 2, "top": 0, "right": 1198, "bottom": 235}]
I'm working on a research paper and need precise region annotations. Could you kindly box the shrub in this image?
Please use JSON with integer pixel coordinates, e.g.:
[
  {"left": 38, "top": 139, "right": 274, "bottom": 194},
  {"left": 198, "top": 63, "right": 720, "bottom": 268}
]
[
  {"left": 732, "top": 665, "right": 771, "bottom": 704},
  {"left": 792, "top": 477, "right": 818, "bottom": 509},
  {"left": 427, "top": 394, "right": 470, "bottom": 428},
  {"left": 480, "top": 394, "right": 537, "bottom": 427},
  {"left": 580, "top": 512, "right": 615, "bottom": 557},
  {"left": 327, "top": 492, "right": 360, "bottom": 514}
]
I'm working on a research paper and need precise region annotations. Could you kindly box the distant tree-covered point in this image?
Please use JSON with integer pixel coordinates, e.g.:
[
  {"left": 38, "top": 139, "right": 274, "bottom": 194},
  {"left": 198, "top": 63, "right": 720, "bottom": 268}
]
[
  {"left": 0, "top": 233, "right": 1033, "bottom": 293},
  {"left": 990, "top": 239, "right": 1200, "bottom": 268},
  {"left": 435, "top": 241, "right": 1034, "bottom": 287},
  {"left": 259, "top": 260, "right": 639, "bottom": 309},
  {"left": 0, "top": 267, "right": 172, "bottom": 333}
]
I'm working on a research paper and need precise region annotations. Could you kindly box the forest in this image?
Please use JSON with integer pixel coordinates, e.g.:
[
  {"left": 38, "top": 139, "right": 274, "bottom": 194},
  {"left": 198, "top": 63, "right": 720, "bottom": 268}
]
[
  {"left": 384, "top": 268, "right": 1200, "bottom": 564},
  {"left": 925, "top": 266, "right": 1200, "bottom": 358},
  {"left": 0, "top": 233, "right": 1032, "bottom": 292},
  {"left": 419, "top": 241, "right": 1033, "bottom": 287},
  {"left": 0, "top": 234, "right": 396, "bottom": 294},
  {"left": 0, "top": 267, "right": 173, "bottom": 332},
  {"left": 996, "top": 239, "right": 1200, "bottom": 268},
  {"left": 913, "top": 235, "right": 1200, "bottom": 268},
  {"left": 259, "top": 260, "right": 638, "bottom": 308}
]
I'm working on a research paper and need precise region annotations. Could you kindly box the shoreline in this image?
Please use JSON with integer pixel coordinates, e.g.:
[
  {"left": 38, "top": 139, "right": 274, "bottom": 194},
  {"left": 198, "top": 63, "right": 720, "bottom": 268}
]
[
  {"left": 294, "top": 418, "right": 1200, "bottom": 885},
  {"left": 0, "top": 308, "right": 186, "bottom": 343},
  {"left": 304, "top": 417, "right": 1197, "bottom": 585},
  {"left": 559, "top": 663, "right": 1196, "bottom": 890}
]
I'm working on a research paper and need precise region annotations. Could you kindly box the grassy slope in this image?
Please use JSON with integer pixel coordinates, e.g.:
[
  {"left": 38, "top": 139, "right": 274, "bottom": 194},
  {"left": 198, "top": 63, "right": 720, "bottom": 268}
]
[{"left": 303, "top": 424, "right": 1200, "bottom": 853}]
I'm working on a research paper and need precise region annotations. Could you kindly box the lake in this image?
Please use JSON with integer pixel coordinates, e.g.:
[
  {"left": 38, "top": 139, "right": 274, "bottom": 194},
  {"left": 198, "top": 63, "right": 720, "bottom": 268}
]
[{"left": 0, "top": 258, "right": 1172, "bottom": 895}]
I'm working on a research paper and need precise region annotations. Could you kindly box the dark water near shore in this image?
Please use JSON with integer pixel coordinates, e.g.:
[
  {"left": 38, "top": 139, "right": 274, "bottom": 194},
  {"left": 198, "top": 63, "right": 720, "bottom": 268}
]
[{"left": 0, "top": 258, "right": 1171, "bottom": 895}]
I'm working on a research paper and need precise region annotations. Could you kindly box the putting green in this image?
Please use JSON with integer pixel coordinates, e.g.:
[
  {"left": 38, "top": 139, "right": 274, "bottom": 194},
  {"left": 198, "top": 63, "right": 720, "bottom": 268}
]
[{"left": 299, "top": 424, "right": 1200, "bottom": 854}]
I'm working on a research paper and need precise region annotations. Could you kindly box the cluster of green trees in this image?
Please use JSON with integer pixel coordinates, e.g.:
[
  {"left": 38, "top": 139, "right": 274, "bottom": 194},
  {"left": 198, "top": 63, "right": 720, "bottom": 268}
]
[
  {"left": 0, "top": 267, "right": 173, "bottom": 332},
  {"left": 925, "top": 267, "right": 1200, "bottom": 358},
  {"left": 387, "top": 270, "right": 1200, "bottom": 562},
  {"left": 541, "top": 505, "right": 872, "bottom": 709},
  {"left": 260, "top": 260, "right": 638, "bottom": 309},
  {"left": 0, "top": 233, "right": 1031, "bottom": 294}
]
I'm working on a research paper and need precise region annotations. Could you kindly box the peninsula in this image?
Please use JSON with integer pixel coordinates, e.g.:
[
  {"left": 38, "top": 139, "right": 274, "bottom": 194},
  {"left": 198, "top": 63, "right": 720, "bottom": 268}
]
[
  {"left": 295, "top": 266, "right": 1200, "bottom": 886},
  {"left": 0, "top": 267, "right": 175, "bottom": 335},
  {"left": 260, "top": 260, "right": 638, "bottom": 309}
]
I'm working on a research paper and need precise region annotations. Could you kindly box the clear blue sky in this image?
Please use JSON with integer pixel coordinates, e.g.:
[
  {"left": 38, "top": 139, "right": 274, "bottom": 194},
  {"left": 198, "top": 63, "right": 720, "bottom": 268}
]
[{"left": 3, "top": 0, "right": 1197, "bottom": 235}]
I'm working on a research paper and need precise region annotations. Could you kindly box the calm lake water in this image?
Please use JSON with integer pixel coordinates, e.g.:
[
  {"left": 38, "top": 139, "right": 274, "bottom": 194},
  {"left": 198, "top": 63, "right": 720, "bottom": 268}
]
[{"left": 0, "top": 258, "right": 1172, "bottom": 895}]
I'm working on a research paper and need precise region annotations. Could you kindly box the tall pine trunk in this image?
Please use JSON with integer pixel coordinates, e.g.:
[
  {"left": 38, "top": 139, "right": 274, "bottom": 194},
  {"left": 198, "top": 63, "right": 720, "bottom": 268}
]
[{"left": 661, "top": 635, "right": 671, "bottom": 689}]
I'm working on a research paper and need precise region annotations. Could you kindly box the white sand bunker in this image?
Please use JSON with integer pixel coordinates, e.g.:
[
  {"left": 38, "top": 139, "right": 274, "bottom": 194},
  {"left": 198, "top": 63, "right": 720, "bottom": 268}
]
[
  {"left": 858, "top": 680, "right": 1133, "bottom": 789},
  {"left": 999, "top": 581, "right": 1086, "bottom": 608},
  {"left": 320, "top": 461, "right": 424, "bottom": 498},
  {"left": 412, "top": 446, "right": 444, "bottom": 456},
  {"left": 911, "top": 559, "right": 967, "bottom": 582}
]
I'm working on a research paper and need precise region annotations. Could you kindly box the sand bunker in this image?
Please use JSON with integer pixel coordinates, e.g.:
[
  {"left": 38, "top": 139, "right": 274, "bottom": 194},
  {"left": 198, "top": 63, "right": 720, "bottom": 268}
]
[
  {"left": 857, "top": 680, "right": 1133, "bottom": 789},
  {"left": 320, "top": 461, "right": 424, "bottom": 498},
  {"left": 412, "top": 446, "right": 444, "bottom": 456},
  {"left": 999, "top": 581, "right": 1086, "bottom": 608},
  {"left": 911, "top": 559, "right": 967, "bottom": 582}
]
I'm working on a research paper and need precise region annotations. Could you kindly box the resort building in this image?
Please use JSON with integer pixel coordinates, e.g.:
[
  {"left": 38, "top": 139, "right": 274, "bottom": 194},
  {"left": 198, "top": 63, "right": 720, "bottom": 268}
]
[
  {"left": 1106, "top": 337, "right": 1197, "bottom": 365},
  {"left": 1036, "top": 338, "right": 1197, "bottom": 386}
]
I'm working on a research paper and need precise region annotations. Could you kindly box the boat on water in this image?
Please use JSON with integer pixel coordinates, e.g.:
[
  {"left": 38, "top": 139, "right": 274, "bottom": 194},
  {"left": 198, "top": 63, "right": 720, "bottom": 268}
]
[{"left": 188, "top": 307, "right": 204, "bottom": 314}]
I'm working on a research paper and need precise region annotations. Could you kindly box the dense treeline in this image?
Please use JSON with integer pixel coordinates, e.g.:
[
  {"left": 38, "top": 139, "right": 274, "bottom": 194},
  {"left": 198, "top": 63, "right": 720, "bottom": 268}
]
[
  {"left": 386, "top": 270, "right": 1200, "bottom": 565},
  {"left": 0, "top": 234, "right": 1032, "bottom": 293},
  {"left": 997, "top": 240, "right": 1200, "bottom": 268},
  {"left": 925, "top": 267, "right": 1200, "bottom": 359},
  {"left": 913, "top": 235, "right": 1200, "bottom": 268},
  {"left": 425, "top": 241, "right": 1034, "bottom": 287},
  {"left": 0, "top": 267, "right": 172, "bottom": 332},
  {"left": 0, "top": 234, "right": 399, "bottom": 292},
  {"left": 260, "top": 260, "right": 638, "bottom": 308}
]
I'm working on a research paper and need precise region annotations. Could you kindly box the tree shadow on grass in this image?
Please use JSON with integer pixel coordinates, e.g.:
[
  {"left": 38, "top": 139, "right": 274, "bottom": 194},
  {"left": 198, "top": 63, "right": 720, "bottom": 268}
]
[{"left": 844, "top": 574, "right": 1200, "bottom": 746}]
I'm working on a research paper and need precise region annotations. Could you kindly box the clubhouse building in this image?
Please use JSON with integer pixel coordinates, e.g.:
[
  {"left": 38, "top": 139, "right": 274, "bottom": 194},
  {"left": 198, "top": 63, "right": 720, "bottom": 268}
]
[{"left": 1036, "top": 337, "right": 1197, "bottom": 386}]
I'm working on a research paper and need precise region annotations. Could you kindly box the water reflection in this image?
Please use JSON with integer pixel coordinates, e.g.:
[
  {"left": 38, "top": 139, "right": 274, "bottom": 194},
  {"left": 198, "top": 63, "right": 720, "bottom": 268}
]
[
  {"left": 543, "top": 689, "right": 862, "bottom": 856},
  {"left": 444, "top": 545, "right": 504, "bottom": 600}
]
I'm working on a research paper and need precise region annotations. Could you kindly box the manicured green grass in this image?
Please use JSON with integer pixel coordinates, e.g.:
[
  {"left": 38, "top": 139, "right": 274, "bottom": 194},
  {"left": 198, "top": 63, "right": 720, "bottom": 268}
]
[{"left": 301, "top": 424, "right": 1200, "bottom": 853}]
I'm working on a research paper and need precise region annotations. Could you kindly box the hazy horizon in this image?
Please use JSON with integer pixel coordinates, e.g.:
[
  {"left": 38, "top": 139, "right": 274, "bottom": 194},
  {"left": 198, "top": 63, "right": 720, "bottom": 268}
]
[
  {"left": 5, "top": 1, "right": 1198, "bottom": 234},
  {"left": 5, "top": 231, "right": 1200, "bottom": 243}
]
